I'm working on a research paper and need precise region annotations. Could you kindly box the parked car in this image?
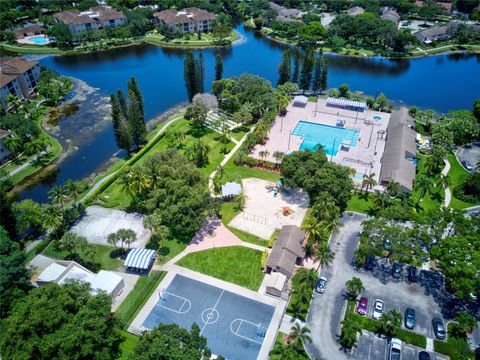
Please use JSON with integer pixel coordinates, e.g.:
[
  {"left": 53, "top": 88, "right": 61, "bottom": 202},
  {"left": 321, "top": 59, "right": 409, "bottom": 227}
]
[
  {"left": 462, "top": 160, "right": 474, "bottom": 171},
  {"left": 365, "top": 255, "right": 375, "bottom": 271},
  {"left": 432, "top": 317, "right": 446, "bottom": 340},
  {"left": 392, "top": 262, "right": 402, "bottom": 278},
  {"left": 316, "top": 277, "right": 327, "bottom": 293},
  {"left": 357, "top": 297, "right": 368, "bottom": 315},
  {"left": 418, "top": 351, "right": 431, "bottom": 360},
  {"left": 407, "top": 266, "right": 418, "bottom": 282},
  {"left": 389, "top": 338, "right": 402, "bottom": 360},
  {"left": 372, "top": 299, "right": 384, "bottom": 320},
  {"left": 405, "top": 307, "right": 415, "bottom": 330}
]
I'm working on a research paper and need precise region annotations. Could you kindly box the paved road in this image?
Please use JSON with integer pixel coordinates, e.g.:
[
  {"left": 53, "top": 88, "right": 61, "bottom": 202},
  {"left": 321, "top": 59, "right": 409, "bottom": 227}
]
[{"left": 305, "top": 212, "right": 366, "bottom": 360}]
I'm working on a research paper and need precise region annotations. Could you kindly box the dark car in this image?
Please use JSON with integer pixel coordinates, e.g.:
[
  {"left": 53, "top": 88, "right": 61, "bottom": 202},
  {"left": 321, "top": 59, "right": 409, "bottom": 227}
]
[
  {"left": 462, "top": 160, "right": 474, "bottom": 171},
  {"left": 418, "top": 351, "right": 431, "bottom": 360},
  {"left": 365, "top": 255, "right": 375, "bottom": 271},
  {"left": 432, "top": 317, "right": 446, "bottom": 340},
  {"left": 316, "top": 277, "right": 327, "bottom": 293},
  {"left": 408, "top": 266, "right": 418, "bottom": 282},
  {"left": 392, "top": 262, "right": 402, "bottom": 278},
  {"left": 357, "top": 297, "right": 368, "bottom": 315},
  {"left": 405, "top": 307, "right": 415, "bottom": 330}
]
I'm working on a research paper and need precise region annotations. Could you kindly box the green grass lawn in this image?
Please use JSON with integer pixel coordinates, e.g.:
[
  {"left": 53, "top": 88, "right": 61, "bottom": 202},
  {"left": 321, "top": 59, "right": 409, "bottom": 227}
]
[
  {"left": 117, "top": 329, "right": 139, "bottom": 360},
  {"left": 115, "top": 271, "right": 166, "bottom": 328},
  {"left": 42, "top": 242, "right": 123, "bottom": 271},
  {"left": 410, "top": 154, "right": 444, "bottom": 212},
  {"left": 176, "top": 246, "right": 264, "bottom": 290},
  {"left": 346, "top": 193, "right": 375, "bottom": 214},
  {"left": 155, "top": 237, "right": 187, "bottom": 265},
  {"left": 223, "top": 155, "right": 280, "bottom": 184},
  {"left": 447, "top": 153, "right": 480, "bottom": 209},
  {"left": 98, "top": 119, "right": 233, "bottom": 209}
]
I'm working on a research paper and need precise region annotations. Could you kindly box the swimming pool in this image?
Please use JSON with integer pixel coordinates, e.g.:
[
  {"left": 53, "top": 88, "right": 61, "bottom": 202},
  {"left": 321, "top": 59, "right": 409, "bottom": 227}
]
[
  {"left": 26, "top": 36, "right": 48, "bottom": 45},
  {"left": 292, "top": 120, "right": 360, "bottom": 156}
]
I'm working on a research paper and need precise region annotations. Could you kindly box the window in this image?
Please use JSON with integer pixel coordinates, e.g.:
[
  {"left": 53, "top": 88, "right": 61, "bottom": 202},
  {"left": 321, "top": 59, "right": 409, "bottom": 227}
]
[
  {"left": 109, "top": 19, "right": 115, "bottom": 24},
  {"left": 86, "top": 23, "right": 92, "bottom": 29}
]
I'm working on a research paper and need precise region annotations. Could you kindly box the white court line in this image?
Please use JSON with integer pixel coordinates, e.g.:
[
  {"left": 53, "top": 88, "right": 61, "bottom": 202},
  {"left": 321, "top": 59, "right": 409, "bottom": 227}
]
[
  {"left": 156, "top": 291, "right": 191, "bottom": 314},
  {"left": 230, "top": 318, "right": 263, "bottom": 345},
  {"left": 200, "top": 290, "right": 224, "bottom": 336}
]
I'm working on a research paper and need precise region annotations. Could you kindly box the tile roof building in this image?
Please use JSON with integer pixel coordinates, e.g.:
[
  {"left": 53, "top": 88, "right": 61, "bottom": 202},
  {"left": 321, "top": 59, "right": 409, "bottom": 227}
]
[
  {"left": 347, "top": 6, "right": 365, "bottom": 16},
  {"left": 415, "top": 0, "right": 452, "bottom": 14},
  {"left": 265, "top": 225, "right": 306, "bottom": 278},
  {"left": 0, "top": 57, "right": 40, "bottom": 109},
  {"left": 268, "top": 2, "right": 301, "bottom": 22},
  {"left": 154, "top": 7, "right": 216, "bottom": 33},
  {"left": 379, "top": 108, "right": 417, "bottom": 192},
  {"left": 15, "top": 24, "right": 45, "bottom": 39},
  {"left": 53, "top": 6, "right": 126, "bottom": 35}
]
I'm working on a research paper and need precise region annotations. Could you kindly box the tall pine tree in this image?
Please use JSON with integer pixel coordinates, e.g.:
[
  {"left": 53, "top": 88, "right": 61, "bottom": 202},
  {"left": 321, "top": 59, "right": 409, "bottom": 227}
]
[
  {"left": 110, "top": 93, "right": 132, "bottom": 153},
  {"left": 128, "top": 77, "right": 144, "bottom": 119},
  {"left": 277, "top": 49, "right": 291, "bottom": 86},
  {"left": 184, "top": 50, "right": 197, "bottom": 102},
  {"left": 300, "top": 47, "right": 315, "bottom": 92},
  {"left": 291, "top": 48, "right": 301, "bottom": 84},
  {"left": 127, "top": 89, "right": 147, "bottom": 149},
  {"left": 215, "top": 53, "right": 223, "bottom": 81},
  {"left": 196, "top": 52, "right": 205, "bottom": 94}
]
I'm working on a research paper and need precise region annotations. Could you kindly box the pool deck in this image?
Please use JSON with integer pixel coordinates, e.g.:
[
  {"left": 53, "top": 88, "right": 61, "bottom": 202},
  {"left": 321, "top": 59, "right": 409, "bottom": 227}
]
[{"left": 252, "top": 97, "right": 391, "bottom": 188}]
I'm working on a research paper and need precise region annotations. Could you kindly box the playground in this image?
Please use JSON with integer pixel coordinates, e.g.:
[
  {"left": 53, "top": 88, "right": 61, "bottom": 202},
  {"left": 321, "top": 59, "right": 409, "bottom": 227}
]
[
  {"left": 138, "top": 274, "right": 275, "bottom": 360},
  {"left": 228, "top": 178, "right": 309, "bottom": 240}
]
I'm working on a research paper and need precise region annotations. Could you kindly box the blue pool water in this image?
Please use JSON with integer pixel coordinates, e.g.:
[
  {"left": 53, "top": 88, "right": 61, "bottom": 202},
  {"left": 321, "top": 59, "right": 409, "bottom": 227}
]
[
  {"left": 28, "top": 36, "right": 48, "bottom": 45},
  {"left": 372, "top": 116, "right": 382, "bottom": 121},
  {"left": 292, "top": 121, "right": 360, "bottom": 156}
]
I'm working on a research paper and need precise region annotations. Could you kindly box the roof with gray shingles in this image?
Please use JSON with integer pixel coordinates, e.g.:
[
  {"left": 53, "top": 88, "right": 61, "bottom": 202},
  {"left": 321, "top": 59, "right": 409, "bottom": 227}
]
[
  {"left": 266, "top": 225, "right": 306, "bottom": 276},
  {"left": 379, "top": 108, "right": 417, "bottom": 192}
]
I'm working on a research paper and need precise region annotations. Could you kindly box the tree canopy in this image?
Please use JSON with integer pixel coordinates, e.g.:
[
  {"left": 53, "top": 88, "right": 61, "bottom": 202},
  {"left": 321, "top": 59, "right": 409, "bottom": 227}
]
[
  {"left": 0, "top": 282, "right": 121, "bottom": 360},
  {"left": 281, "top": 148, "right": 354, "bottom": 210},
  {"left": 130, "top": 323, "right": 212, "bottom": 360}
]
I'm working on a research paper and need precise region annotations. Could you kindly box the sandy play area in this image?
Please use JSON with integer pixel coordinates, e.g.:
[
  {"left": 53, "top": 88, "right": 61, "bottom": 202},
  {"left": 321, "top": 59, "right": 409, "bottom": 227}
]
[
  {"left": 228, "top": 178, "right": 309, "bottom": 239},
  {"left": 70, "top": 205, "right": 151, "bottom": 248}
]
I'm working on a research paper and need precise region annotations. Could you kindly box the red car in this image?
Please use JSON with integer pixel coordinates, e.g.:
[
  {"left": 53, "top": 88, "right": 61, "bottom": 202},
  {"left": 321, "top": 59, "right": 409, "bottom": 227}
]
[{"left": 357, "top": 297, "right": 368, "bottom": 315}]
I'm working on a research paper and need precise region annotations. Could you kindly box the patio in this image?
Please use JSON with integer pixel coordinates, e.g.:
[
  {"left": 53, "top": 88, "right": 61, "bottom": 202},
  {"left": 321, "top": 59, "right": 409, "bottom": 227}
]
[{"left": 251, "top": 97, "right": 392, "bottom": 189}]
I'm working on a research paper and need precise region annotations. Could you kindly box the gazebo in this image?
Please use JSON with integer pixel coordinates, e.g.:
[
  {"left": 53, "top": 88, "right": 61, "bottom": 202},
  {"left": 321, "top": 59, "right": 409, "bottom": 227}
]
[{"left": 124, "top": 248, "right": 155, "bottom": 272}]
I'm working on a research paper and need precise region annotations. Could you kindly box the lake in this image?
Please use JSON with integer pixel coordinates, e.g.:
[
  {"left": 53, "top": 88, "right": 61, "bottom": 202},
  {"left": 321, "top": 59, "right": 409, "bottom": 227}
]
[{"left": 17, "top": 24, "right": 480, "bottom": 202}]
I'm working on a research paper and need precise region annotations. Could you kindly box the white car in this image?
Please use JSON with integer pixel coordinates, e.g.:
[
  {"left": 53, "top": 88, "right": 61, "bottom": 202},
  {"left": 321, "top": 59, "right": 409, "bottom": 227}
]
[
  {"left": 389, "top": 338, "right": 402, "bottom": 360},
  {"left": 372, "top": 299, "right": 384, "bottom": 320}
]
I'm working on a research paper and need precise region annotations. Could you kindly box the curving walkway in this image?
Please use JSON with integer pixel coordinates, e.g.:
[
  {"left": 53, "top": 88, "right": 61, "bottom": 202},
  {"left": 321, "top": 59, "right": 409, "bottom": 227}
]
[{"left": 442, "top": 158, "right": 451, "bottom": 207}]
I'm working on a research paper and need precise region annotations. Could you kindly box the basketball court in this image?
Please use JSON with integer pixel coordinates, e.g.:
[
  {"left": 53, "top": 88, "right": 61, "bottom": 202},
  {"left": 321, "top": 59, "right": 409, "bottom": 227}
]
[{"left": 141, "top": 274, "right": 275, "bottom": 360}]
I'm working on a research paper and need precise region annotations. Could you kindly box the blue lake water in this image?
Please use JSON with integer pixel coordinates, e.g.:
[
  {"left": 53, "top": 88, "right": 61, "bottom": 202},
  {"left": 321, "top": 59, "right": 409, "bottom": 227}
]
[{"left": 17, "top": 24, "right": 480, "bottom": 202}]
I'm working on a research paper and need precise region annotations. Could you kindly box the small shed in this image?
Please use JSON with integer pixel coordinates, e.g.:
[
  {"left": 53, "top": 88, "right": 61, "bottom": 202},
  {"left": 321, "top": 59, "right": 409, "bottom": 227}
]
[
  {"left": 266, "top": 272, "right": 287, "bottom": 297},
  {"left": 293, "top": 95, "right": 308, "bottom": 107},
  {"left": 221, "top": 181, "right": 242, "bottom": 199},
  {"left": 124, "top": 248, "right": 155, "bottom": 272}
]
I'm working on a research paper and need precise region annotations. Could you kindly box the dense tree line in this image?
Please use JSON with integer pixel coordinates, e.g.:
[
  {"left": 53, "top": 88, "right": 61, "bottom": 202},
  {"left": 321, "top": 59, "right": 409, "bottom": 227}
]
[
  {"left": 0, "top": 282, "right": 122, "bottom": 360},
  {"left": 110, "top": 77, "right": 147, "bottom": 153}
]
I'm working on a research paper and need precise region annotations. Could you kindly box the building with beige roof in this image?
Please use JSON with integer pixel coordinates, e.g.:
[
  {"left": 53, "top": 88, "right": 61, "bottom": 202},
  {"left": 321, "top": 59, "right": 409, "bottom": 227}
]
[
  {"left": 154, "top": 7, "right": 216, "bottom": 33},
  {"left": 0, "top": 57, "right": 40, "bottom": 109},
  {"left": 53, "top": 6, "right": 126, "bottom": 35}
]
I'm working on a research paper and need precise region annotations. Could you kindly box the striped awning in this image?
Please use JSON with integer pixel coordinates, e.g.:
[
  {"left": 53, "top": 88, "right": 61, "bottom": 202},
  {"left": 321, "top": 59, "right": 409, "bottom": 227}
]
[
  {"left": 221, "top": 182, "right": 242, "bottom": 198},
  {"left": 327, "top": 97, "right": 368, "bottom": 110},
  {"left": 124, "top": 248, "right": 155, "bottom": 270}
]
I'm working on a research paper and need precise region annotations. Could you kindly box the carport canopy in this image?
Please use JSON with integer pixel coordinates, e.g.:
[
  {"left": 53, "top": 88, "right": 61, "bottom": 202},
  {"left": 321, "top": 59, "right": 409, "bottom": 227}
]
[
  {"left": 326, "top": 97, "right": 368, "bottom": 110},
  {"left": 221, "top": 182, "right": 242, "bottom": 198},
  {"left": 124, "top": 248, "right": 155, "bottom": 270}
]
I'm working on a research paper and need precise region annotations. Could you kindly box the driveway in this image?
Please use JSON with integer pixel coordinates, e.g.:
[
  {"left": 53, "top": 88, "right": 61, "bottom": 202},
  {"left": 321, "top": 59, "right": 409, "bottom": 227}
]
[{"left": 304, "top": 212, "right": 448, "bottom": 360}]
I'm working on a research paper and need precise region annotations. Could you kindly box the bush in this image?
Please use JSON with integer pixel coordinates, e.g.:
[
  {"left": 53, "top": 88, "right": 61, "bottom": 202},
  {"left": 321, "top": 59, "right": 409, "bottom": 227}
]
[
  {"left": 268, "top": 229, "right": 280, "bottom": 248},
  {"left": 452, "top": 173, "right": 480, "bottom": 203},
  {"left": 158, "top": 246, "right": 170, "bottom": 256},
  {"left": 261, "top": 250, "right": 268, "bottom": 270}
]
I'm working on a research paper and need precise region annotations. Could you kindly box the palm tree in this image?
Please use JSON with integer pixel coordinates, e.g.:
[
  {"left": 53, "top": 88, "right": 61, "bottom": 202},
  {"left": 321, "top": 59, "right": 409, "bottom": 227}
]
[
  {"left": 82, "top": 244, "right": 96, "bottom": 263},
  {"left": 378, "top": 310, "right": 402, "bottom": 337},
  {"left": 291, "top": 283, "right": 311, "bottom": 318},
  {"left": 362, "top": 172, "right": 377, "bottom": 191},
  {"left": 269, "top": 341, "right": 296, "bottom": 359},
  {"left": 258, "top": 150, "right": 270, "bottom": 163},
  {"left": 295, "top": 268, "right": 318, "bottom": 290},
  {"left": 155, "top": 225, "right": 170, "bottom": 249},
  {"left": 64, "top": 179, "right": 81, "bottom": 199},
  {"left": 25, "top": 138, "right": 47, "bottom": 156},
  {"left": 288, "top": 323, "right": 312, "bottom": 350},
  {"left": 386, "top": 181, "right": 400, "bottom": 197},
  {"left": 302, "top": 216, "right": 324, "bottom": 244},
  {"left": 415, "top": 175, "right": 432, "bottom": 202},
  {"left": 340, "top": 315, "right": 363, "bottom": 349},
  {"left": 120, "top": 168, "right": 151, "bottom": 196},
  {"left": 322, "top": 217, "right": 343, "bottom": 235},
  {"left": 313, "top": 243, "right": 335, "bottom": 271},
  {"left": 372, "top": 190, "right": 390, "bottom": 211},
  {"left": 273, "top": 151, "right": 285, "bottom": 164},
  {"left": 3, "top": 134, "right": 22, "bottom": 159},
  {"left": 116, "top": 228, "right": 136, "bottom": 250},
  {"left": 48, "top": 185, "right": 68, "bottom": 209},
  {"left": 277, "top": 95, "right": 290, "bottom": 116},
  {"left": 42, "top": 205, "right": 63, "bottom": 235},
  {"left": 6, "top": 93, "right": 21, "bottom": 110},
  {"left": 107, "top": 232, "right": 119, "bottom": 249},
  {"left": 311, "top": 194, "right": 338, "bottom": 222},
  {"left": 215, "top": 164, "right": 225, "bottom": 179},
  {"left": 185, "top": 139, "right": 210, "bottom": 167},
  {"left": 451, "top": 311, "right": 477, "bottom": 339},
  {"left": 437, "top": 173, "right": 451, "bottom": 189},
  {"left": 143, "top": 211, "right": 163, "bottom": 234},
  {"left": 345, "top": 277, "right": 365, "bottom": 299},
  {"left": 59, "top": 232, "right": 79, "bottom": 256}
]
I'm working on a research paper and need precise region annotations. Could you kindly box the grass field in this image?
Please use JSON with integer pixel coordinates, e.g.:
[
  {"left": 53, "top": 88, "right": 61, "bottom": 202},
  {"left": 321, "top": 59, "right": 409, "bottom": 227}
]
[
  {"left": 98, "top": 119, "right": 233, "bottom": 208},
  {"left": 410, "top": 155, "right": 444, "bottom": 212},
  {"left": 346, "top": 193, "right": 374, "bottom": 214},
  {"left": 447, "top": 153, "right": 479, "bottom": 209},
  {"left": 42, "top": 242, "right": 123, "bottom": 271},
  {"left": 176, "top": 246, "right": 264, "bottom": 291},
  {"left": 155, "top": 237, "right": 187, "bottom": 265},
  {"left": 115, "top": 271, "right": 166, "bottom": 328},
  {"left": 223, "top": 155, "right": 281, "bottom": 184},
  {"left": 117, "top": 329, "right": 139, "bottom": 360}
]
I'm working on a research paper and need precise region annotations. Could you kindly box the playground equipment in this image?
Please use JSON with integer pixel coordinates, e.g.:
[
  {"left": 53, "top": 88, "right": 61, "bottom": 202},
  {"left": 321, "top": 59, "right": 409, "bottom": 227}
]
[
  {"left": 281, "top": 207, "right": 294, "bottom": 216},
  {"left": 274, "top": 179, "right": 284, "bottom": 198}
]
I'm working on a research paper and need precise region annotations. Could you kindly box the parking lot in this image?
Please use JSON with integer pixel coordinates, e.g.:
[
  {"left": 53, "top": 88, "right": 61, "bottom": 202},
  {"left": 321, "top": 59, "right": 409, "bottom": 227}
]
[
  {"left": 457, "top": 143, "right": 480, "bottom": 172},
  {"left": 354, "top": 332, "right": 449, "bottom": 360}
]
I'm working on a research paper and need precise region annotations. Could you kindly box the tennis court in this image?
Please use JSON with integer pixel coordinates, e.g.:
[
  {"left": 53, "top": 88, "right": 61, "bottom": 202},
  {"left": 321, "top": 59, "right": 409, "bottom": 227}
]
[{"left": 142, "top": 274, "right": 275, "bottom": 360}]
